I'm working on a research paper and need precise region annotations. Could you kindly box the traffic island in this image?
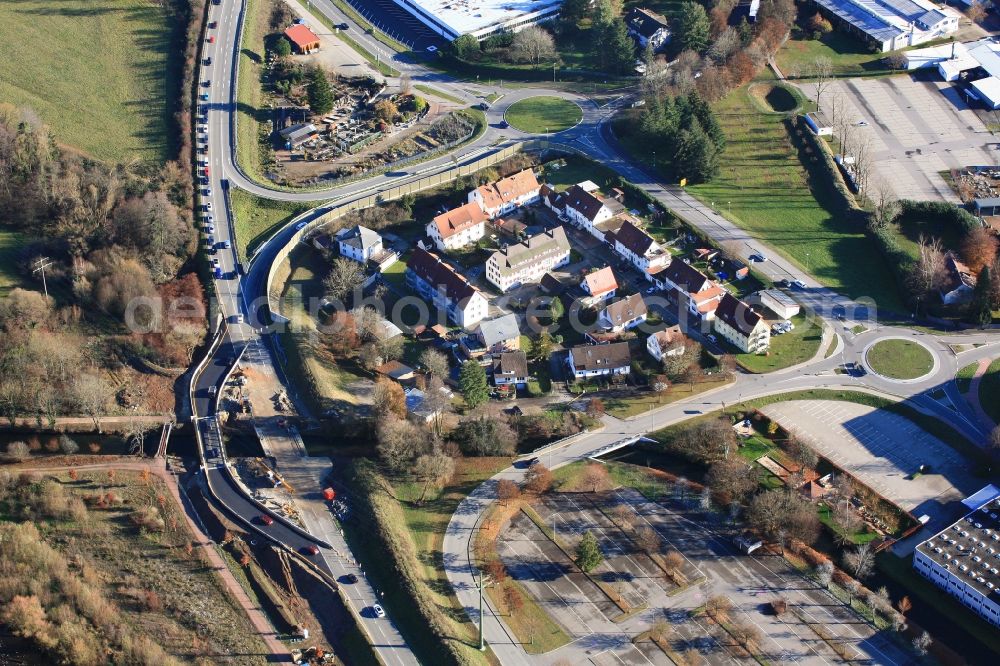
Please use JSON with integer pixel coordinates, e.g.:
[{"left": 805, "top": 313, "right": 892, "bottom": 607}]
[{"left": 864, "top": 338, "right": 935, "bottom": 381}]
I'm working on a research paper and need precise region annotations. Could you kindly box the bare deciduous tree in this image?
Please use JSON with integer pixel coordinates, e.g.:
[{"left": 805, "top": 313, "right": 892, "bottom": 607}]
[
  {"left": 869, "top": 178, "right": 900, "bottom": 231},
  {"left": 811, "top": 57, "right": 833, "bottom": 113},
  {"left": 509, "top": 27, "right": 556, "bottom": 65},
  {"left": 843, "top": 543, "right": 875, "bottom": 579}
]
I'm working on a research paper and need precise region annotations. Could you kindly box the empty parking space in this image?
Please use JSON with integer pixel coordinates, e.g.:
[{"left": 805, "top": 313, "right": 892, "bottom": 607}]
[
  {"left": 761, "top": 400, "right": 981, "bottom": 527},
  {"left": 804, "top": 76, "right": 996, "bottom": 202}
]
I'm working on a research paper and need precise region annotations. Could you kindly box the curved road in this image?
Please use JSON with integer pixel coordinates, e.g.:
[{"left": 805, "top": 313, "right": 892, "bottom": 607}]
[{"left": 191, "top": 1, "right": 1000, "bottom": 663}]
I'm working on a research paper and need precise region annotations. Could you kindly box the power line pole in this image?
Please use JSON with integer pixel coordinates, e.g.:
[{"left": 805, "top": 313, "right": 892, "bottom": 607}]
[
  {"left": 475, "top": 573, "right": 493, "bottom": 651},
  {"left": 32, "top": 257, "right": 53, "bottom": 301}
]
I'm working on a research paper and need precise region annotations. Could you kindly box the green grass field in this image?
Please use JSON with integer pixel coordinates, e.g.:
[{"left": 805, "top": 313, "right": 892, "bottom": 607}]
[
  {"left": 0, "top": 0, "right": 178, "bottom": 162},
  {"left": 413, "top": 84, "right": 465, "bottom": 105},
  {"left": 230, "top": 189, "right": 309, "bottom": 261},
  {"left": 505, "top": 96, "right": 582, "bottom": 134},
  {"left": 956, "top": 362, "right": 979, "bottom": 394},
  {"left": 236, "top": 0, "right": 273, "bottom": 183},
  {"left": 775, "top": 32, "right": 900, "bottom": 79},
  {"left": 865, "top": 339, "right": 934, "bottom": 380},
  {"left": 687, "top": 84, "right": 904, "bottom": 312},
  {"left": 733, "top": 314, "right": 823, "bottom": 373},
  {"left": 979, "top": 357, "right": 1000, "bottom": 424},
  {"left": 0, "top": 230, "right": 27, "bottom": 295}
]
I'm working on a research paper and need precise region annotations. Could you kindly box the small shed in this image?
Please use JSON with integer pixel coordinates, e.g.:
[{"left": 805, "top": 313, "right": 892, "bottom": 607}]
[
  {"left": 974, "top": 197, "right": 1000, "bottom": 217},
  {"left": 285, "top": 24, "right": 321, "bottom": 54}
]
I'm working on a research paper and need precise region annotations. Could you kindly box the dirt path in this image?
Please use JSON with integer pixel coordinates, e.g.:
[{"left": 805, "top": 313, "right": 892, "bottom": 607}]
[{"left": 15, "top": 458, "right": 294, "bottom": 664}]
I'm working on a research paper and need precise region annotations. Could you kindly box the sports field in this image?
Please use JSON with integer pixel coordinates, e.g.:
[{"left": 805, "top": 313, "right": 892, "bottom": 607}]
[{"left": 0, "top": 0, "right": 178, "bottom": 162}]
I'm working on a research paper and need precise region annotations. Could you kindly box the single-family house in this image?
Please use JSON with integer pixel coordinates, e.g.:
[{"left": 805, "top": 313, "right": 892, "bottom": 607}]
[
  {"left": 485, "top": 227, "right": 571, "bottom": 292},
  {"left": 610, "top": 218, "right": 669, "bottom": 276},
  {"left": 426, "top": 201, "right": 487, "bottom": 251},
  {"left": 940, "top": 253, "right": 978, "bottom": 304},
  {"left": 713, "top": 293, "right": 770, "bottom": 353},
  {"left": 492, "top": 351, "right": 529, "bottom": 387},
  {"left": 337, "top": 225, "right": 383, "bottom": 263},
  {"left": 404, "top": 385, "right": 452, "bottom": 423},
  {"left": 469, "top": 169, "right": 541, "bottom": 218},
  {"left": 599, "top": 293, "right": 648, "bottom": 332},
  {"left": 749, "top": 289, "right": 800, "bottom": 320},
  {"left": 626, "top": 7, "right": 671, "bottom": 51},
  {"left": 580, "top": 266, "right": 618, "bottom": 306},
  {"left": 476, "top": 314, "right": 521, "bottom": 354},
  {"left": 646, "top": 325, "right": 685, "bottom": 361},
  {"left": 405, "top": 247, "right": 488, "bottom": 328},
  {"left": 284, "top": 24, "right": 321, "bottom": 53},
  {"left": 566, "top": 342, "right": 632, "bottom": 379},
  {"left": 562, "top": 184, "right": 615, "bottom": 233}
]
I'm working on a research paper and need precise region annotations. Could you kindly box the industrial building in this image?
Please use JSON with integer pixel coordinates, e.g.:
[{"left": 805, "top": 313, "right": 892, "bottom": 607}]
[
  {"left": 391, "top": 0, "right": 562, "bottom": 41},
  {"left": 913, "top": 485, "right": 1000, "bottom": 628},
  {"left": 905, "top": 38, "right": 1000, "bottom": 109},
  {"left": 808, "top": 0, "right": 959, "bottom": 53}
]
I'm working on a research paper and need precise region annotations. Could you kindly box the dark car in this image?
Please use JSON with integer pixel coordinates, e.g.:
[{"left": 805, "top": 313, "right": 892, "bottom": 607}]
[
  {"left": 338, "top": 23, "right": 349, "bottom": 30},
  {"left": 345, "top": 573, "right": 358, "bottom": 583},
  {"left": 304, "top": 545, "right": 320, "bottom": 556}
]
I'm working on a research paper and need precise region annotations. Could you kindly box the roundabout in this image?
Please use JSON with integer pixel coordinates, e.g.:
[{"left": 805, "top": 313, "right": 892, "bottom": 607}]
[
  {"left": 504, "top": 95, "right": 583, "bottom": 134},
  {"left": 864, "top": 337, "right": 937, "bottom": 381}
]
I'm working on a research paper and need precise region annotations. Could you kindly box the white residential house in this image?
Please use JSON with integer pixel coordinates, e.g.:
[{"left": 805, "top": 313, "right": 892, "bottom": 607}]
[
  {"left": 610, "top": 218, "right": 670, "bottom": 277},
  {"left": 476, "top": 314, "right": 521, "bottom": 354},
  {"left": 749, "top": 289, "right": 800, "bottom": 320},
  {"left": 561, "top": 184, "right": 615, "bottom": 235},
  {"left": 646, "top": 325, "right": 685, "bottom": 361},
  {"left": 405, "top": 247, "right": 488, "bottom": 328},
  {"left": 426, "top": 201, "right": 487, "bottom": 251},
  {"left": 626, "top": 7, "right": 671, "bottom": 51},
  {"left": 566, "top": 342, "right": 632, "bottom": 379},
  {"left": 599, "top": 293, "right": 648, "bottom": 332},
  {"left": 579, "top": 266, "right": 619, "bottom": 307},
  {"left": 468, "top": 169, "right": 541, "bottom": 218},
  {"left": 404, "top": 385, "right": 452, "bottom": 423},
  {"left": 713, "top": 293, "right": 770, "bottom": 353},
  {"left": 492, "top": 351, "right": 529, "bottom": 388},
  {"left": 336, "top": 225, "right": 398, "bottom": 272},
  {"left": 485, "top": 227, "right": 571, "bottom": 292}
]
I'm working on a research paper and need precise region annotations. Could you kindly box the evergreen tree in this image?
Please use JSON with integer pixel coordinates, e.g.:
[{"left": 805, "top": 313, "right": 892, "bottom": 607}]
[
  {"left": 674, "top": 119, "right": 720, "bottom": 183},
  {"left": 450, "top": 34, "right": 480, "bottom": 60},
  {"left": 600, "top": 18, "right": 636, "bottom": 74},
  {"left": 971, "top": 266, "right": 994, "bottom": 327},
  {"left": 560, "top": 0, "right": 591, "bottom": 27},
  {"left": 576, "top": 532, "right": 604, "bottom": 572},
  {"left": 674, "top": 2, "right": 711, "bottom": 54},
  {"left": 274, "top": 37, "right": 292, "bottom": 58},
  {"left": 307, "top": 67, "right": 334, "bottom": 115},
  {"left": 737, "top": 17, "right": 753, "bottom": 46},
  {"left": 459, "top": 360, "right": 489, "bottom": 409}
]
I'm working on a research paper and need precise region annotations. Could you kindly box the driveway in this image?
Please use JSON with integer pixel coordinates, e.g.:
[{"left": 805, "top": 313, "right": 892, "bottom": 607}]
[
  {"left": 799, "top": 75, "right": 996, "bottom": 202},
  {"left": 760, "top": 400, "right": 982, "bottom": 530}
]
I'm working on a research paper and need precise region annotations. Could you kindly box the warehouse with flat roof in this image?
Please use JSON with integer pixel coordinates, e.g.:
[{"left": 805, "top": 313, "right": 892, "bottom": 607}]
[
  {"left": 391, "top": 0, "right": 562, "bottom": 41},
  {"left": 808, "top": 0, "right": 959, "bottom": 52}
]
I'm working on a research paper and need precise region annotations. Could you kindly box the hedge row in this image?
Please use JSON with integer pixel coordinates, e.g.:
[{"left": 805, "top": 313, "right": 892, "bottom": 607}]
[
  {"left": 344, "top": 460, "right": 486, "bottom": 666},
  {"left": 789, "top": 116, "right": 861, "bottom": 214}
]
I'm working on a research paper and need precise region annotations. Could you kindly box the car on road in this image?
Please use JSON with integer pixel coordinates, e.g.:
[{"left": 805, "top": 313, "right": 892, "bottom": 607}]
[
  {"left": 776, "top": 279, "right": 790, "bottom": 288},
  {"left": 199, "top": 93, "right": 208, "bottom": 101},
  {"left": 212, "top": 258, "right": 220, "bottom": 268},
  {"left": 203, "top": 187, "right": 212, "bottom": 197},
  {"left": 707, "top": 334, "right": 718, "bottom": 343},
  {"left": 344, "top": 573, "right": 358, "bottom": 584},
  {"left": 203, "top": 56, "right": 212, "bottom": 66},
  {"left": 372, "top": 604, "right": 386, "bottom": 618},
  {"left": 295, "top": 221, "right": 307, "bottom": 230},
  {"left": 222, "top": 240, "right": 231, "bottom": 249},
  {"left": 498, "top": 119, "right": 509, "bottom": 129},
  {"left": 304, "top": 545, "right": 320, "bottom": 556},
  {"left": 203, "top": 80, "right": 211, "bottom": 87},
  {"left": 792, "top": 280, "right": 807, "bottom": 290},
  {"left": 209, "top": 21, "right": 217, "bottom": 29},
  {"left": 207, "top": 236, "right": 215, "bottom": 249},
  {"left": 748, "top": 253, "right": 767, "bottom": 263},
  {"left": 203, "top": 202, "right": 212, "bottom": 211},
  {"left": 259, "top": 514, "right": 274, "bottom": 526},
  {"left": 645, "top": 286, "right": 657, "bottom": 294},
  {"left": 207, "top": 35, "right": 215, "bottom": 44},
  {"left": 337, "top": 22, "right": 348, "bottom": 30},
  {"left": 206, "top": 225, "right": 215, "bottom": 234}
]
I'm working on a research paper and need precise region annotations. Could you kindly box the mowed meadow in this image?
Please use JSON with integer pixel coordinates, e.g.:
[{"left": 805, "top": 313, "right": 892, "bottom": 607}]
[{"left": 0, "top": 0, "right": 180, "bottom": 163}]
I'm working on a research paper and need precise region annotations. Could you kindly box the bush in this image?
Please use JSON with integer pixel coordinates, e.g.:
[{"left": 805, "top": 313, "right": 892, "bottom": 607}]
[
  {"left": 5, "top": 441, "right": 30, "bottom": 463},
  {"left": 58, "top": 435, "right": 79, "bottom": 455}
]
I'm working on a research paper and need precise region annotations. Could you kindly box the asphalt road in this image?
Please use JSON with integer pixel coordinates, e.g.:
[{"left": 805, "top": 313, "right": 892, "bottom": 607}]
[{"left": 191, "top": 2, "right": 1000, "bottom": 662}]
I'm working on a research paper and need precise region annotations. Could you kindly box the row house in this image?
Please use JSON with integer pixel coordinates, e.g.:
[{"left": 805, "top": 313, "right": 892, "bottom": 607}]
[
  {"left": 426, "top": 202, "right": 487, "bottom": 251},
  {"left": 650, "top": 259, "right": 724, "bottom": 320},
  {"left": 405, "top": 247, "right": 488, "bottom": 328},
  {"left": 609, "top": 218, "right": 670, "bottom": 278},
  {"left": 469, "top": 169, "right": 541, "bottom": 218},
  {"left": 485, "top": 227, "right": 571, "bottom": 292}
]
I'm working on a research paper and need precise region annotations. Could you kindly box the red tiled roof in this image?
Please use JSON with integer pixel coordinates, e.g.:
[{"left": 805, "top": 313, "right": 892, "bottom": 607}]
[
  {"left": 475, "top": 169, "right": 540, "bottom": 211},
  {"left": 583, "top": 266, "right": 618, "bottom": 297},
  {"left": 284, "top": 24, "right": 320, "bottom": 50},
  {"left": 432, "top": 202, "right": 487, "bottom": 240}
]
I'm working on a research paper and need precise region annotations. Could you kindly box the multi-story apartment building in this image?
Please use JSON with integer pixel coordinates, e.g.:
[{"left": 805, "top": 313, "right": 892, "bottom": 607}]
[
  {"left": 468, "top": 169, "right": 541, "bottom": 218},
  {"left": 426, "top": 201, "right": 487, "bottom": 251},
  {"left": 405, "top": 247, "right": 488, "bottom": 328},
  {"left": 712, "top": 293, "right": 769, "bottom": 353},
  {"left": 485, "top": 227, "right": 571, "bottom": 292}
]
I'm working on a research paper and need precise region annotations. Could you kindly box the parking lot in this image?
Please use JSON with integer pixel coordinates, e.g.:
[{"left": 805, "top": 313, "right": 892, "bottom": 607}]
[
  {"left": 802, "top": 75, "right": 996, "bottom": 202},
  {"left": 497, "top": 488, "right": 909, "bottom": 664},
  {"left": 761, "top": 400, "right": 981, "bottom": 527}
]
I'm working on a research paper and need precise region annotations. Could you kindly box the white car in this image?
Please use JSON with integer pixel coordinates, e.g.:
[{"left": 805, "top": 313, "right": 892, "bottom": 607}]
[
  {"left": 295, "top": 221, "right": 307, "bottom": 230},
  {"left": 372, "top": 604, "right": 386, "bottom": 618},
  {"left": 792, "top": 280, "right": 807, "bottom": 290},
  {"left": 204, "top": 202, "right": 213, "bottom": 211}
]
